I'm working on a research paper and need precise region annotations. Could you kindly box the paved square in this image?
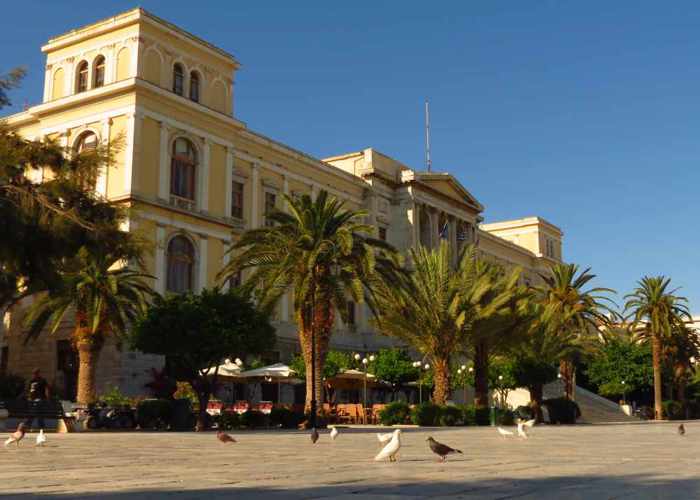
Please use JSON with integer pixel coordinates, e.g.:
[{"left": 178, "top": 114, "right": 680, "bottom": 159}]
[{"left": 1, "top": 423, "right": 698, "bottom": 499}]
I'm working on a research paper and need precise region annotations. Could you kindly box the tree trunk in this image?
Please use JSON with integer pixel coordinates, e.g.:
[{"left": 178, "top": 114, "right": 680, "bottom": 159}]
[
  {"left": 529, "top": 384, "right": 544, "bottom": 423},
  {"left": 195, "top": 391, "right": 210, "bottom": 432},
  {"left": 652, "top": 332, "right": 664, "bottom": 420},
  {"left": 73, "top": 316, "right": 103, "bottom": 405},
  {"left": 559, "top": 359, "right": 574, "bottom": 400},
  {"left": 473, "top": 340, "right": 489, "bottom": 408},
  {"left": 432, "top": 357, "right": 450, "bottom": 406}
]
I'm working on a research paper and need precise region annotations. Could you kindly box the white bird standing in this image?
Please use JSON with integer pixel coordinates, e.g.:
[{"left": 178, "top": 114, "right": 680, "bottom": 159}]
[
  {"left": 35, "top": 429, "right": 47, "bottom": 447},
  {"left": 497, "top": 426, "right": 514, "bottom": 439},
  {"left": 374, "top": 429, "right": 401, "bottom": 462},
  {"left": 522, "top": 419, "right": 536, "bottom": 428},
  {"left": 377, "top": 432, "right": 393, "bottom": 444},
  {"left": 329, "top": 426, "right": 339, "bottom": 441},
  {"left": 516, "top": 422, "right": 529, "bottom": 439}
]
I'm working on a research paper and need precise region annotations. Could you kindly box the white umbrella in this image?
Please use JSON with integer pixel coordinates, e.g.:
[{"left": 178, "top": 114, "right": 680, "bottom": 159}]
[
  {"left": 238, "top": 363, "right": 300, "bottom": 404},
  {"left": 205, "top": 358, "right": 244, "bottom": 379}
]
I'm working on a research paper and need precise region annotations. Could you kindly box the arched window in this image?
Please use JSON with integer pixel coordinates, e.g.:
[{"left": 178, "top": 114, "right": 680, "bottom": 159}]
[
  {"left": 74, "top": 131, "right": 99, "bottom": 189},
  {"left": 93, "top": 56, "right": 105, "bottom": 88},
  {"left": 166, "top": 235, "right": 195, "bottom": 293},
  {"left": 189, "top": 71, "right": 200, "bottom": 102},
  {"left": 173, "top": 63, "right": 184, "bottom": 96},
  {"left": 76, "top": 61, "right": 89, "bottom": 93},
  {"left": 170, "top": 138, "right": 197, "bottom": 201}
]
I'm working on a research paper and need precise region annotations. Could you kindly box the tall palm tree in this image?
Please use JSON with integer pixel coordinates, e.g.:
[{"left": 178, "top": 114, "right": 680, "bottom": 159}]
[
  {"left": 665, "top": 324, "right": 700, "bottom": 416},
  {"left": 624, "top": 276, "right": 690, "bottom": 420},
  {"left": 218, "top": 191, "right": 395, "bottom": 410},
  {"left": 371, "top": 243, "right": 518, "bottom": 405},
  {"left": 538, "top": 263, "right": 616, "bottom": 399},
  {"left": 24, "top": 249, "right": 153, "bottom": 404}
]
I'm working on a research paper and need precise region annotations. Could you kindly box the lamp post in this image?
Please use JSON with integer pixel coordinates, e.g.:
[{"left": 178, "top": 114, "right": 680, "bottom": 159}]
[
  {"left": 413, "top": 361, "right": 430, "bottom": 404},
  {"left": 621, "top": 380, "right": 626, "bottom": 405}
]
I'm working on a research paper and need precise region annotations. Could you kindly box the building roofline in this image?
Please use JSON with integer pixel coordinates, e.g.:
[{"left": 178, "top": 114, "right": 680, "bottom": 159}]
[
  {"left": 42, "top": 8, "right": 240, "bottom": 68},
  {"left": 480, "top": 216, "right": 563, "bottom": 236}
]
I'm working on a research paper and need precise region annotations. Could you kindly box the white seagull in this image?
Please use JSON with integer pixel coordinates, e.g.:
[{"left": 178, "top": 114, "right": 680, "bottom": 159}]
[
  {"left": 522, "top": 419, "right": 536, "bottom": 428},
  {"left": 497, "top": 426, "right": 514, "bottom": 439},
  {"left": 35, "top": 429, "right": 47, "bottom": 447},
  {"left": 377, "top": 432, "right": 393, "bottom": 444},
  {"left": 329, "top": 426, "right": 339, "bottom": 441},
  {"left": 375, "top": 429, "right": 401, "bottom": 462}
]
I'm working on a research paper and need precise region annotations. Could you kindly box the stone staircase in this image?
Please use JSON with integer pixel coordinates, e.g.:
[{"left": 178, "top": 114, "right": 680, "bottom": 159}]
[{"left": 543, "top": 380, "right": 638, "bottom": 424}]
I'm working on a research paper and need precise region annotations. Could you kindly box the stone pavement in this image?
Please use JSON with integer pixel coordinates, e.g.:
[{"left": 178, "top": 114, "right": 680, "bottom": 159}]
[{"left": 1, "top": 422, "right": 698, "bottom": 499}]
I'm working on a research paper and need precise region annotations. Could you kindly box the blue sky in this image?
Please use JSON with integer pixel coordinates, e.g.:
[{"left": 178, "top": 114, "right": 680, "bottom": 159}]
[{"left": 2, "top": 1, "right": 699, "bottom": 312}]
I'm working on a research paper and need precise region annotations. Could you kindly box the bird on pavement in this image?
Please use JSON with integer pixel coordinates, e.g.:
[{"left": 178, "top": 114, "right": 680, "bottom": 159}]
[
  {"left": 216, "top": 431, "right": 236, "bottom": 443},
  {"left": 678, "top": 424, "right": 686, "bottom": 436},
  {"left": 426, "top": 436, "right": 462, "bottom": 462},
  {"left": 377, "top": 432, "right": 393, "bottom": 444},
  {"left": 310, "top": 427, "right": 319, "bottom": 444},
  {"left": 517, "top": 422, "right": 529, "bottom": 439},
  {"left": 522, "top": 419, "right": 536, "bottom": 428},
  {"left": 35, "top": 429, "right": 47, "bottom": 447},
  {"left": 374, "top": 429, "right": 401, "bottom": 462},
  {"left": 329, "top": 426, "right": 339, "bottom": 441},
  {"left": 497, "top": 427, "right": 514, "bottom": 439},
  {"left": 4, "top": 423, "right": 26, "bottom": 447}
]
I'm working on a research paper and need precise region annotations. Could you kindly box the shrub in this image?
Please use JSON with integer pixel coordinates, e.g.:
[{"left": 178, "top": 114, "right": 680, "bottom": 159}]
[
  {"left": 459, "top": 404, "right": 477, "bottom": 426},
  {"left": 0, "top": 374, "right": 25, "bottom": 400},
  {"left": 475, "top": 406, "right": 491, "bottom": 426},
  {"left": 543, "top": 397, "right": 581, "bottom": 424},
  {"left": 136, "top": 399, "right": 173, "bottom": 429},
  {"left": 378, "top": 401, "right": 410, "bottom": 425},
  {"left": 217, "top": 411, "right": 241, "bottom": 430},
  {"left": 100, "top": 386, "right": 132, "bottom": 407},
  {"left": 411, "top": 402, "right": 442, "bottom": 426},
  {"left": 240, "top": 409, "right": 268, "bottom": 429},
  {"left": 270, "top": 407, "right": 305, "bottom": 429},
  {"left": 496, "top": 408, "right": 516, "bottom": 425},
  {"left": 439, "top": 406, "right": 463, "bottom": 426},
  {"left": 662, "top": 400, "right": 684, "bottom": 420}
]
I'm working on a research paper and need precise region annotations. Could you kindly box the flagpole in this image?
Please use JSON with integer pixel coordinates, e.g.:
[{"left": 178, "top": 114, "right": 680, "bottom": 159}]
[{"left": 425, "top": 100, "right": 431, "bottom": 172}]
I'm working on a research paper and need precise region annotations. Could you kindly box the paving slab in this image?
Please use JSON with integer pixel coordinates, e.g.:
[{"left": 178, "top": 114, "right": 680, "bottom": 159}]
[{"left": 0, "top": 423, "right": 698, "bottom": 499}]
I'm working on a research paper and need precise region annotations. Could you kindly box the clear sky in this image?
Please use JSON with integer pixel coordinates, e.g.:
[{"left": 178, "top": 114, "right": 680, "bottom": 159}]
[{"left": 2, "top": 1, "right": 699, "bottom": 313}]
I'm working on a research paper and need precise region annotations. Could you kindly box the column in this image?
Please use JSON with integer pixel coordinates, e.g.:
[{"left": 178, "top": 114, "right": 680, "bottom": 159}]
[
  {"left": 96, "top": 119, "right": 111, "bottom": 197},
  {"left": 450, "top": 216, "right": 458, "bottom": 262},
  {"left": 124, "top": 112, "right": 142, "bottom": 196},
  {"left": 282, "top": 175, "right": 290, "bottom": 207},
  {"left": 154, "top": 224, "right": 166, "bottom": 294},
  {"left": 65, "top": 58, "right": 74, "bottom": 96},
  {"left": 107, "top": 44, "right": 116, "bottom": 84},
  {"left": 221, "top": 240, "right": 231, "bottom": 291},
  {"left": 224, "top": 147, "right": 234, "bottom": 217},
  {"left": 197, "top": 234, "right": 208, "bottom": 292},
  {"left": 157, "top": 121, "right": 169, "bottom": 201},
  {"left": 129, "top": 37, "right": 140, "bottom": 78},
  {"left": 250, "top": 162, "right": 260, "bottom": 228},
  {"left": 429, "top": 209, "right": 438, "bottom": 248},
  {"left": 43, "top": 65, "right": 52, "bottom": 102},
  {"left": 311, "top": 183, "right": 319, "bottom": 201},
  {"left": 199, "top": 138, "right": 210, "bottom": 212},
  {"left": 411, "top": 202, "right": 420, "bottom": 249}
]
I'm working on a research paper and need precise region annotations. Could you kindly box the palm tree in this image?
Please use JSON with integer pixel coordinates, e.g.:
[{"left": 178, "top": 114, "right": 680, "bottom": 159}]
[
  {"left": 665, "top": 324, "right": 700, "bottom": 416},
  {"left": 218, "top": 191, "right": 395, "bottom": 410},
  {"left": 624, "top": 276, "right": 690, "bottom": 420},
  {"left": 371, "top": 243, "right": 518, "bottom": 405},
  {"left": 24, "top": 249, "right": 153, "bottom": 404},
  {"left": 538, "top": 263, "right": 616, "bottom": 399}
]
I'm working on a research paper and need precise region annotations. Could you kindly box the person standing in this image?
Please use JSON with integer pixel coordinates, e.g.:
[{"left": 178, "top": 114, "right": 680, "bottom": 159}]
[{"left": 25, "top": 368, "right": 49, "bottom": 431}]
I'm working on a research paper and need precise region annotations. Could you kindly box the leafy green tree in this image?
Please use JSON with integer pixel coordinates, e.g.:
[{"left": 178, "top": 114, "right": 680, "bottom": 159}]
[
  {"left": 538, "top": 263, "right": 617, "bottom": 400},
  {"left": 586, "top": 335, "right": 653, "bottom": 399},
  {"left": 663, "top": 324, "right": 699, "bottom": 414},
  {"left": 367, "top": 349, "right": 419, "bottom": 399},
  {"left": 488, "top": 357, "right": 519, "bottom": 408},
  {"left": 24, "top": 249, "right": 153, "bottom": 404},
  {"left": 1, "top": 68, "right": 131, "bottom": 311},
  {"left": 289, "top": 350, "right": 351, "bottom": 380},
  {"left": 218, "top": 191, "right": 396, "bottom": 410},
  {"left": 624, "top": 276, "right": 691, "bottom": 419},
  {"left": 130, "top": 288, "right": 276, "bottom": 430}
]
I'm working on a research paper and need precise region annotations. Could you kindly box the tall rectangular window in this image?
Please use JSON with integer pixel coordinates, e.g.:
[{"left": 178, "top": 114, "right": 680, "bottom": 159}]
[
  {"left": 231, "top": 181, "right": 244, "bottom": 219},
  {"left": 264, "top": 192, "right": 277, "bottom": 227},
  {"left": 346, "top": 301, "right": 356, "bottom": 326}
]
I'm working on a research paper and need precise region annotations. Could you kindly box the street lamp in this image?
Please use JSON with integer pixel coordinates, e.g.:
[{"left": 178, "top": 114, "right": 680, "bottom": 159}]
[
  {"left": 413, "top": 361, "right": 430, "bottom": 404},
  {"left": 621, "top": 380, "right": 626, "bottom": 405},
  {"left": 457, "top": 367, "right": 467, "bottom": 404}
]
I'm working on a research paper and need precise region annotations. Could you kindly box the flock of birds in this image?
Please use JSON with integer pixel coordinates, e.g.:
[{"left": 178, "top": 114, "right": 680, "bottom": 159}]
[{"left": 4, "top": 420, "right": 688, "bottom": 462}]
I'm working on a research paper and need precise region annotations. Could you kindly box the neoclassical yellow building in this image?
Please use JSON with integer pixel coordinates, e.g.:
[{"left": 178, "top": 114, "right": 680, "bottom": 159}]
[{"left": 0, "top": 9, "right": 562, "bottom": 399}]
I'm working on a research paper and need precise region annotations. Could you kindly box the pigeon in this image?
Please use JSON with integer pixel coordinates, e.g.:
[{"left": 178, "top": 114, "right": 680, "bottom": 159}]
[
  {"left": 497, "top": 426, "right": 514, "bottom": 439},
  {"left": 35, "top": 429, "right": 47, "bottom": 447},
  {"left": 516, "top": 422, "right": 529, "bottom": 439},
  {"left": 310, "top": 427, "right": 319, "bottom": 444},
  {"left": 426, "top": 436, "right": 462, "bottom": 462},
  {"left": 522, "top": 419, "right": 536, "bottom": 428},
  {"left": 374, "top": 429, "right": 401, "bottom": 462},
  {"left": 329, "top": 426, "right": 339, "bottom": 441},
  {"left": 678, "top": 424, "right": 686, "bottom": 436},
  {"left": 217, "top": 431, "right": 236, "bottom": 443},
  {"left": 377, "top": 432, "right": 393, "bottom": 444},
  {"left": 4, "top": 423, "right": 26, "bottom": 447}
]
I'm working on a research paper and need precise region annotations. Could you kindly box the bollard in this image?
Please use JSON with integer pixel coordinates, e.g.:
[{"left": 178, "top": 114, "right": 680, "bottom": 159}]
[{"left": 490, "top": 405, "right": 496, "bottom": 426}]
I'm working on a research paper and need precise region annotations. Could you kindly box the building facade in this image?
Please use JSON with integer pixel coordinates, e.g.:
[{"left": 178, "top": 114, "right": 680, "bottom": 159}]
[{"left": 0, "top": 9, "right": 563, "bottom": 399}]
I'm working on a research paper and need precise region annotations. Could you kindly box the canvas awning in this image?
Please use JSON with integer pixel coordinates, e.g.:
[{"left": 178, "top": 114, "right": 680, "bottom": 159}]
[
  {"left": 238, "top": 363, "right": 298, "bottom": 381},
  {"left": 204, "top": 359, "right": 243, "bottom": 379},
  {"left": 334, "top": 369, "right": 376, "bottom": 380}
]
